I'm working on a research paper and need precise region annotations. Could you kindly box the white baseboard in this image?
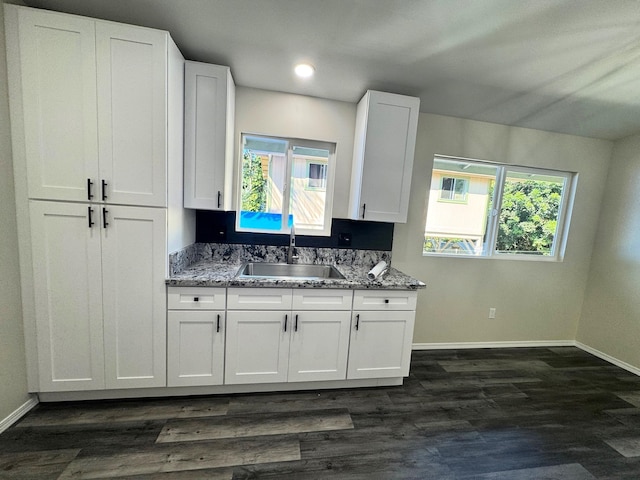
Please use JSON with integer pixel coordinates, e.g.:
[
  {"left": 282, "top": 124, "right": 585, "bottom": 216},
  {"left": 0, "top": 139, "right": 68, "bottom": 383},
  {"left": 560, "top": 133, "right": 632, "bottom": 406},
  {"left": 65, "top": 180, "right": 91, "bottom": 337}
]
[
  {"left": 575, "top": 341, "right": 640, "bottom": 377},
  {"left": 412, "top": 340, "right": 575, "bottom": 350},
  {"left": 0, "top": 395, "right": 38, "bottom": 434}
]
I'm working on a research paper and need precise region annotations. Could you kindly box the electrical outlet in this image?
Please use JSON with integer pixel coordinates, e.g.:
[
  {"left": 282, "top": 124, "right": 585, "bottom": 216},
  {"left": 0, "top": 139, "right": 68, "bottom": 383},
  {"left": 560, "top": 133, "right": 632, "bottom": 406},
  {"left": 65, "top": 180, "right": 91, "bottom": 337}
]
[
  {"left": 338, "top": 232, "right": 352, "bottom": 247},
  {"left": 488, "top": 307, "right": 496, "bottom": 319}
]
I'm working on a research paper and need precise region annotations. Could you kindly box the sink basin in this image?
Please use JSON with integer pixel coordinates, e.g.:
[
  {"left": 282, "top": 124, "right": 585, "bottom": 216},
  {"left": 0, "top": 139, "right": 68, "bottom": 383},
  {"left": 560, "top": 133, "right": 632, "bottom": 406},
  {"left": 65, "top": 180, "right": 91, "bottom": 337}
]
[{"left": 236, "top": 263, "right": 345, "bottom": 280}]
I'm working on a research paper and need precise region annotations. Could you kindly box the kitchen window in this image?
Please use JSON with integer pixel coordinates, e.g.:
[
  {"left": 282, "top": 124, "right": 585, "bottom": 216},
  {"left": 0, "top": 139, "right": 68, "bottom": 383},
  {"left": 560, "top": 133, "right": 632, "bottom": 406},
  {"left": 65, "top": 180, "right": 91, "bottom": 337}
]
[
  {"left": 237, "top": 133, "right": 336, "bottom": 236},
  {"left": 424, "top": 156, "right": 576, "bottom": 260}
]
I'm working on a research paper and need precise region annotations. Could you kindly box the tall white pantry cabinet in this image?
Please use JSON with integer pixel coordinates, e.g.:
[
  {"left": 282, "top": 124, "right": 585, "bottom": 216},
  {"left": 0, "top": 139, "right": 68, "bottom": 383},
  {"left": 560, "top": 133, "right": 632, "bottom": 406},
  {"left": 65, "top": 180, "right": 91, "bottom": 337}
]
[{"left": 5, "top": 5, "right": 192, "bottom": 392}]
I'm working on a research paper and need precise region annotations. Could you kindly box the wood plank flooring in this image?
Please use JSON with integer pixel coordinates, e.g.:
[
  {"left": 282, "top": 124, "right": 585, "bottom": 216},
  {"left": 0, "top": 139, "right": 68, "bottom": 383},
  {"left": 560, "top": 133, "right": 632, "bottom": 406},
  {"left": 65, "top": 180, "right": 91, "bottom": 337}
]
[{"left": 2, "top": 347, "right": 640, "bottom": 479}]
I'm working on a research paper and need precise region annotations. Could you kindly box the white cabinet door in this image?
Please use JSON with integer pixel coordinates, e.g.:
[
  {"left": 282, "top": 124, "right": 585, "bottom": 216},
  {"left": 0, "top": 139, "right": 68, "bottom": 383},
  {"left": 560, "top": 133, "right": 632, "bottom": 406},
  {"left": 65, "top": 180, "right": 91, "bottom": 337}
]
[
  {"left": 347, "top": 310, "right": 415, "bottom": 379},
  {"left": 225, "top": 311, "right": 290, "bottom": 384},
  {"left": 18, "top": 8, "right": 99, "bottom": 203},
  {"left": 101, "top": 206, "right": 167, "bottom": 389},
  {"left": 167, "top": 311, "right": 225, "bottom": 387},
  {"left": 183, "top": 61, "right": 235, "bottom": 210},
  {"left": 350, "top": 90, "right": 420, "bottom": 223},
  {"left": 29, "top": 201, "right": 105, "bottom": 391},
  {"left": 96, "top": 23, "right": 167, "bottom": 207},
  {"left": 288, "top": 311, "right": 351, "bottom": 382}
]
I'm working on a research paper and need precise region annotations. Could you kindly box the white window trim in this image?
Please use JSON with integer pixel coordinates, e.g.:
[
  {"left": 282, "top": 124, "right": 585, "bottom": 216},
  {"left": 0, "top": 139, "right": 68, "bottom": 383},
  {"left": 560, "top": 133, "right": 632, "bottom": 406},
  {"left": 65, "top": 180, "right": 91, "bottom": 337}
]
[
  {"left": 423, "top": 155, "right": 577, "bottom": 261},
  {"left": 236, "top": 133, "right": 336, "bottom": 237}
]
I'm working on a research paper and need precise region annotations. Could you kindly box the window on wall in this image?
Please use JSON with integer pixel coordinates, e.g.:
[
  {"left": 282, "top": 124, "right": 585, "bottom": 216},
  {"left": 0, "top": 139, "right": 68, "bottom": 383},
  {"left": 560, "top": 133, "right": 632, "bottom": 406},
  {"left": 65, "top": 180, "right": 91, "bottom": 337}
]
[
  {"left": 237, "top": 134, "right": 336, "bottom": 236},
  {"left": 307, "top": 162, "right": 327, "bottom": 190},
  {"left": 424, "top": 156, "right": 576, "bottom": 260},
  {"left": 440, "top": 176, "right": 468, "bottom": 202}
]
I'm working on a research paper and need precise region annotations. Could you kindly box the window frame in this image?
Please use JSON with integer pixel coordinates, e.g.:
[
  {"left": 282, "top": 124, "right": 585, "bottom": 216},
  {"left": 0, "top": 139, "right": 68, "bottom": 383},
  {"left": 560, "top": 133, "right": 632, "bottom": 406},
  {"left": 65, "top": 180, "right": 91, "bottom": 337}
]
[
  {"left": 423, "top": 155, "right": 576, "bottom": 262},
  {"left": 236, "top": 133, "right": 336, "bottom": 237}
]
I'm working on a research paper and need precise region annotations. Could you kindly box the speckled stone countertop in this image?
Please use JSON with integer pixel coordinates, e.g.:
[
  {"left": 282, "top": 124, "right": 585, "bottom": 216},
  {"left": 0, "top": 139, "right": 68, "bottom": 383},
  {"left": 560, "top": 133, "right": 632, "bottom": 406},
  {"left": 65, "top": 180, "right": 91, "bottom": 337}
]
[{"left": 166, "top": 260, "right": 426, "bottom": 290}]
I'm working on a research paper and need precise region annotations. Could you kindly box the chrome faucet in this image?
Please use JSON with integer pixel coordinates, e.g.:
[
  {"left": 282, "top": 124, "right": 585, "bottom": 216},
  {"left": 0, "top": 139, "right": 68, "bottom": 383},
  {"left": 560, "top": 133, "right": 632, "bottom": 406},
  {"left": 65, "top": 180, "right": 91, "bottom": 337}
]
[{"left": 287, "top": 222, "right": 299, "bottom": 264}]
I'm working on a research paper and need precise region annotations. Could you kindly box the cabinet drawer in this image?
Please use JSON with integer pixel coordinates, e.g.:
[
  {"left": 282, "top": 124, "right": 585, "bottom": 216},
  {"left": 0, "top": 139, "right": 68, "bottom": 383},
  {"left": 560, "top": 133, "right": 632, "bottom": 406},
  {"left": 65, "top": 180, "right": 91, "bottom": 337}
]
[
  {"left": 167, "top": 287, "right": 226, "bottom": 310},
  {"left": 353, "top": 290, "right": 417, "bottom": 311},
  {"left": 227, "top": 288, "right": 293, "bottom": 310},
  {"left": 292, "top": 289, "right": 353, "bottom": 311}
]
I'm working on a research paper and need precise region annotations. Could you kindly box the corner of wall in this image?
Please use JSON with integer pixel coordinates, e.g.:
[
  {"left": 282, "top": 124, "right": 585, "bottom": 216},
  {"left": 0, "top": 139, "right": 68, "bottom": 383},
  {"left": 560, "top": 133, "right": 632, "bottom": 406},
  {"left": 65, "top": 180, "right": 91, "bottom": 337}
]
[{"left": 0, "top": 0, "right": 32, "bottom": 422}]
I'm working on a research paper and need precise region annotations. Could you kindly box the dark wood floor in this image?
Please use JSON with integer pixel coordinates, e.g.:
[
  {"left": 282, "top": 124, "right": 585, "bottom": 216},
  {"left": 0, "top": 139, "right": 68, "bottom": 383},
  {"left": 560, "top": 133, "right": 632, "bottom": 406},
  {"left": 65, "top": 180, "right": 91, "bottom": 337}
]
[{"left": 2, "top": 347, "right": 640, "bottom": 479}]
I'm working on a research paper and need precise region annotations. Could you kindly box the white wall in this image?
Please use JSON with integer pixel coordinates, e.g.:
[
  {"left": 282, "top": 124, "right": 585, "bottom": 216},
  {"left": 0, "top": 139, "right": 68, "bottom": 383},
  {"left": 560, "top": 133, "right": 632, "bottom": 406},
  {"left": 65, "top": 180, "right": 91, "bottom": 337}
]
[
  {"left": 577, "top": 133, "right": 640, "bottom": 368},
  {"left": 234, "top": 86, "right": 356, "bottom": 218},
  {"left": 0, "top": 0, "right": 31, "bottom": 422},
  {"left": 393, "top": 113, "right": 613, "bottom": 345}
]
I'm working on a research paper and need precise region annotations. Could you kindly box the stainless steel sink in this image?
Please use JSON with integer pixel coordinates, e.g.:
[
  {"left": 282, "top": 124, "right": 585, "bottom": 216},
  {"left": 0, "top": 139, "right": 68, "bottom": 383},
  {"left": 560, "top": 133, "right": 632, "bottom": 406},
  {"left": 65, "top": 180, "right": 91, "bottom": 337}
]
[{"left": 236, "top": 263, "right": 345, "bottom": 280}]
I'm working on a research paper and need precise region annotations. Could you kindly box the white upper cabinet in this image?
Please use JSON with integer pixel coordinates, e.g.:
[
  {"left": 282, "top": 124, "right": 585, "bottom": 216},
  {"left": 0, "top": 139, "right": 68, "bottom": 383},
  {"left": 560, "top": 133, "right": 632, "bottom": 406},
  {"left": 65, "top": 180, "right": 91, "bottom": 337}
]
[
  {"left": 18, "top": 9, "right": 99, "bottom": 203},
  {"left": 349, "top": 90, "right": 420, "bottom": 223},
  {"left": 17, "top": 7, "right": 171, "bottom": 207},
  {"left": 96, "top": 23, "right": 168, "bottom": 207},
  {"left": 183, "top": 61, "right": 235, "bottom": 210}
]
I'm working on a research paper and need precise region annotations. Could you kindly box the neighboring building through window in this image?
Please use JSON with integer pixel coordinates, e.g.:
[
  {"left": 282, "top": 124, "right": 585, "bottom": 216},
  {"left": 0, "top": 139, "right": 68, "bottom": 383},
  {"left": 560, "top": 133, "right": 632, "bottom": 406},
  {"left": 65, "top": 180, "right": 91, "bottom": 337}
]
[
  {"left": 238, "top": 134, "right": 335, "bottom": 236},
  {"left": 424, "top": 156, "right": 575, "bottom": 260}
]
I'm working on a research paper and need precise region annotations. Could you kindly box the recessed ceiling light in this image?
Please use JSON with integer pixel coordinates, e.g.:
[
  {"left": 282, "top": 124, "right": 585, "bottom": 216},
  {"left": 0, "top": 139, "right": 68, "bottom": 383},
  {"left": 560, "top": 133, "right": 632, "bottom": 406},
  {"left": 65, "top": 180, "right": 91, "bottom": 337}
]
[{"left": 294, "top": 63, "right": 315, "bottom": 78}]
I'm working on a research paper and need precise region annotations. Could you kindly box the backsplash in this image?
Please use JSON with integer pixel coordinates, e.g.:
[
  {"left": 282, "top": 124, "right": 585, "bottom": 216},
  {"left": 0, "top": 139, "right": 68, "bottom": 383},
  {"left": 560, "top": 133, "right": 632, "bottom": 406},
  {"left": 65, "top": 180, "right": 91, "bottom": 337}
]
[
  {"left": 195, "top": 210, "right": 394, "bottom": 251},
  {"left": 170, "top": 243, "right": 391, "bottom": 276}
]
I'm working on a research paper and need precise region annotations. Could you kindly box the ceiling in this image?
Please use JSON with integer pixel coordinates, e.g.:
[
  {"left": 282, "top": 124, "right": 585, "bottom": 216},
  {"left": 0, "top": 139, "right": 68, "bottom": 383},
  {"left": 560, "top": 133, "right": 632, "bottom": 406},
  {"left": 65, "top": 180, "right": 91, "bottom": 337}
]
[{"left": 24, "top": 0, "right": 640, "bottom": 140}]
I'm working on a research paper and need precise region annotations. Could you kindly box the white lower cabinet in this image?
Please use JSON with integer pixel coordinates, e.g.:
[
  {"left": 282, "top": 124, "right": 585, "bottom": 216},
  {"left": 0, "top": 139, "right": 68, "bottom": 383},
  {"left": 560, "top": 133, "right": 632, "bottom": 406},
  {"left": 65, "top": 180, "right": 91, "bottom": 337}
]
[
  {"left": 167, "top": 287, "right": 226, "bottom": 387},
  {"left": 288, "top": 310, "right": 351, "bottom": 382},
  {"left": 29, "top": 201, "right": 105, "bottom": 392},
  {"left": 102, "top": 206, "right": 167, "bottom": 389},
  {"left": 166, "top": 286, "right": 417, "bottom": 390},
  {"left": 347, "top": 290, "right": 417, "bottom": 380},
  {"left": 29, "top": 200, "right": 167, "bottom": 392},
  {"left": 225, "top": 288, "right": 353, "bottom": 385},
  {"left": 225, "top": 310, "right": 291, "bottom": 384},
  {"left": 167, "top": 311, "right": 225, "bottom": 386}
]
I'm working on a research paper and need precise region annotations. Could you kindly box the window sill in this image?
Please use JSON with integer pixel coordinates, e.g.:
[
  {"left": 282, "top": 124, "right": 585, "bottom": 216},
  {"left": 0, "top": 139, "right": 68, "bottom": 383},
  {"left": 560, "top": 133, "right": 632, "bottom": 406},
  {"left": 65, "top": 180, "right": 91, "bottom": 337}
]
[{"left": 422, "top": 252, "right": 564, "bottom": 262}]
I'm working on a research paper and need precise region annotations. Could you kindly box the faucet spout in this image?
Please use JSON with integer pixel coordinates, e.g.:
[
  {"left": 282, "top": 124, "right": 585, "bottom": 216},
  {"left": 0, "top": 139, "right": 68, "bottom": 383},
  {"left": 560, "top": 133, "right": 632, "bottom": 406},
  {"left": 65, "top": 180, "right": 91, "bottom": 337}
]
[{"left": 287, "top": 222, "right": 298, "bottom": 264}]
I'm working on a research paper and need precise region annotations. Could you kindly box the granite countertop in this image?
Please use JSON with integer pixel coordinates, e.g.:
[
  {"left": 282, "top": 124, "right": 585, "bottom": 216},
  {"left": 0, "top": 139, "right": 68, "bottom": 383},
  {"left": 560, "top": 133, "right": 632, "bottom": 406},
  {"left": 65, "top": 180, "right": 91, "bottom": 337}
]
[{"left": 166, "top": 260, "right": 426, "bottom": 290}]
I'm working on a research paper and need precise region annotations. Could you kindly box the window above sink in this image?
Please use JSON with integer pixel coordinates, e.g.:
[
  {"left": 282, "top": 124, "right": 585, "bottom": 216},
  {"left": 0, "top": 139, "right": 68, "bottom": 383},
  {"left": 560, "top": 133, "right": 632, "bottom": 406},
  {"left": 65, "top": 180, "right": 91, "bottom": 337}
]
[{"left": 237, "top": 134, "right": 336, "bottom": 237}]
